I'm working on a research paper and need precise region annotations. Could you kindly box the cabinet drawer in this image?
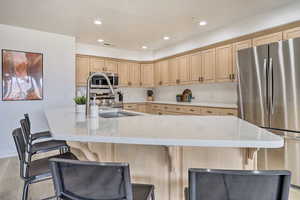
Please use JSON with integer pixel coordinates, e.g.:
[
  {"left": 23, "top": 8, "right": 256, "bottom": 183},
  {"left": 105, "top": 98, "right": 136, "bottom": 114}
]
[
  {"left": 219, "top": 109, "right": 238, "bottom": 116},
  {"left": 161, "top": 104, "right": 177, "bottom": 112},
  {"left": 124, "top": 104, "right": 138, "bottom": 110},
  {"left": 181, "top": 106, "right": 201, "bottom": 115},
  {"left": 151, "top": 104, "right": 162, "bottom": 110},
  {"left": 201, "top": 107, "right": 220, "bottom": 115}
]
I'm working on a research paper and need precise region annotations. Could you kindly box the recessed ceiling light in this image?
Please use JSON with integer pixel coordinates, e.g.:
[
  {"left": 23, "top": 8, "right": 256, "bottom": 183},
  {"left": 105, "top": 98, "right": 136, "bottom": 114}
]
[
  {"left": 94, "top": 19, "right": 102, "bottom": 25},
  {"left": 163, "top": 36, "right": 170, "bottom": 40},
  {"left": 142, "top": 46, "right": 148, "bottom": 49},
  {"left": 97, "top": 39, "right": 104, "bottom": 42},
  {"left": 199, "top": 21, "right": 207, "bottom": 26}
]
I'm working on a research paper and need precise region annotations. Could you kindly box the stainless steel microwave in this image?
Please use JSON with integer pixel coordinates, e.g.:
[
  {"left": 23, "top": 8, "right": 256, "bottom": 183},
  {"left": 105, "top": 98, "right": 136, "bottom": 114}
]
[{"left": 91, "top": 73, "right": 118, "bottom": 88}]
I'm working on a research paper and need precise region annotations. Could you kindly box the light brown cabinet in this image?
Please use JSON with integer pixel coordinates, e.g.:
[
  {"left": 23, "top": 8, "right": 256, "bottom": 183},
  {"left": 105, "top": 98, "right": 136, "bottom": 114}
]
[
  {"left": 283, "top": 27, "right": 300, "bottom": 40},
  {"left": 252, "top": 32, "right": 283, "bottom": 46},
  {"left": 141, "top": 63, "right": 155, "bottom": 87},
  {"left": 155, "top": 60, "right": 169, "bottom": 86},
  {"left": 178, "top": 55, "right": 190, "bottom": 84},
  {"left": 128, "top": 63, "right": 141, "bottom": 87},
  {"left": 215, "top": 44, "right": 233, "bottom": 82},
  {"left": 168, "top": 57, "right": 179, "bottom": 85},
  {"left": 89, "top": 57, "right": 105, "bottom": 73},
  {"left": 76, "top": 55, "right": 90, "bottom": 86},
  {"left": 118, "top": 62, "right": 130, "bottom": 87},
  {"left": 104, "top": 60, "right": 118, "bottom": 73},
  {"left": 201, "top": 49, "right": 216, "bottom": 83},
  {"left": 190, "top": 52, "right": 202, "bottom": 83},
  {"left": 232, "top": 40, "right": 252, "bottom": 81}
]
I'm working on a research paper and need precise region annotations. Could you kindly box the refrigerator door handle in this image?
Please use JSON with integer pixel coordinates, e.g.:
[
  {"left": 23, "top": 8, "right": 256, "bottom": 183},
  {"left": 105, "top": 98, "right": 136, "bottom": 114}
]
[
  {"left": 269, "top": 58, "right": 274, "bottom": 114},
  {"left": 263, "top": 58, "right": 269, "bottom": 113}
]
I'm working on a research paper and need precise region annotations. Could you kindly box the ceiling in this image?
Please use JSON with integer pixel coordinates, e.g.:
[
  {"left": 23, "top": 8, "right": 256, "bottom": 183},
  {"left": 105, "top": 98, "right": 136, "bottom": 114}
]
[{"left": 0, "top": 0, "right": 296, "bottom": 51}]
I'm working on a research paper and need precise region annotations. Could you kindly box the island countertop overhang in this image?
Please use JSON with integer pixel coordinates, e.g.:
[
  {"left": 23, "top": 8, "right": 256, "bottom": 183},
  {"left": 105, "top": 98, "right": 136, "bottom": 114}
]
[{"left": 45, "top": 107, "right": 284, "bottom": 148}]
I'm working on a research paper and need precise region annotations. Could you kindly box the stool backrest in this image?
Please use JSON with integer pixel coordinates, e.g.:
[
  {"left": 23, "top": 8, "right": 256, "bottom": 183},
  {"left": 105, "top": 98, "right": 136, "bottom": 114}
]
[
  {"left": 188, "top": 168, "right": 291, "bottom": 200},
  {"left": 49, "top": 158, "right": 133, "bottom": 200},
  {"left": 12, "top": 128, "right": 28, "bottom": 180},
  {"left": 20, "top": 119, "right": 31, "bottom": 145},
  {"left": 24, "top": 113, "right": 31, "bottom": 130}
]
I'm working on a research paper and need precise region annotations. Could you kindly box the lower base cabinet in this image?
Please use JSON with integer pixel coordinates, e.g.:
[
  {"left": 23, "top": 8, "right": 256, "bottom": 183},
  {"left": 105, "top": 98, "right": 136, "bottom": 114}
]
[{"left": 124, "top": 103, "right": 238, "bottom": 116}]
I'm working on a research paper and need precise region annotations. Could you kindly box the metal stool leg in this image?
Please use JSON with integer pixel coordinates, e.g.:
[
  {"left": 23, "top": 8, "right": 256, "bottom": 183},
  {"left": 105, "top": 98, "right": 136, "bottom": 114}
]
[{"left": 22, "top": 181, "right": 30, "bottom": 200}]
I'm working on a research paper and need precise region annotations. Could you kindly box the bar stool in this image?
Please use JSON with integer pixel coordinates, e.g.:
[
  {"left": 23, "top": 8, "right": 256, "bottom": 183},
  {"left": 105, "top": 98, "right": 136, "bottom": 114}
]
[
  {"left": 12, "top": 128, "right": 78, "bottom": 200},
  {"left": 20, "top": 119, "right": 69, "bottom": 157},
  {"left": 49, "top": 158, "right": 155, "bottom": 200},
  {"left": 185, "top": 168, "right": 291, "bottom": 200},
  {"left": 24, "top": 113, "right": 51, "bottom": 141}
]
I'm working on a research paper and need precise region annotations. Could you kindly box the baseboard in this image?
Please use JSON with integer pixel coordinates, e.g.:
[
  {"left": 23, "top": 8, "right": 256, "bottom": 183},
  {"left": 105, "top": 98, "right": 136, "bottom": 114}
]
[{"left": 0, "top": 152, "right": 17, "bottom": 159}]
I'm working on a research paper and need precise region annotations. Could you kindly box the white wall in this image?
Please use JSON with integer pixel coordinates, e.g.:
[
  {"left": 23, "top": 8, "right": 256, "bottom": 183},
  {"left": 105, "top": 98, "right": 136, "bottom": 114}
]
[
  {"left": 0, "top": 24, "right": 76, "bottom": 157},
  {"left": 154, "top": 83, "right": 237, "bottom": 104},
  {"left": 76, "top": 43, "right": 153, "bottom": 61},
  {"left": 154, "top": 1, "right": 300, "bottom": 59}
]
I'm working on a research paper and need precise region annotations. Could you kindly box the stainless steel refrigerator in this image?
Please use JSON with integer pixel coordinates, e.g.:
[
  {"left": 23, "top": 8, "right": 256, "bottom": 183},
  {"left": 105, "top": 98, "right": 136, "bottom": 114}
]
[{"left": 237, "top": 37, "right": 300, "bottom": 188}]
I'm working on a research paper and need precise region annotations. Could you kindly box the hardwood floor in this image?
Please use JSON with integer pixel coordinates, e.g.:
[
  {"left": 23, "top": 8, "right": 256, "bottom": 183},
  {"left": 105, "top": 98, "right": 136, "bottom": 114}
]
[{"left": 0, "top": 156, "right": 299, "bottom": 200}]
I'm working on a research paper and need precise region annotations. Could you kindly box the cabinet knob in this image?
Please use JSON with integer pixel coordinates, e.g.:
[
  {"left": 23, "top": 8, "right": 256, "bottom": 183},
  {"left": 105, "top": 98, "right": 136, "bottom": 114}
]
[
  {"left": 207, "top": 111, "right": 212, "bottom": 113},
  {"left": 198, "top": 77, "right": 201, "bottom": 82},
  {"left": 232, "top": 74, "right": 235, "bottom": 80}
]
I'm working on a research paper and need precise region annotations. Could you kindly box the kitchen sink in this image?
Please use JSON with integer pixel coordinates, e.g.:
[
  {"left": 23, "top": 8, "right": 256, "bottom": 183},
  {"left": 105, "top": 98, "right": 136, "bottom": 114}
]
[{"left": 99, "top": 111, "right": 140, "bottom": 118}]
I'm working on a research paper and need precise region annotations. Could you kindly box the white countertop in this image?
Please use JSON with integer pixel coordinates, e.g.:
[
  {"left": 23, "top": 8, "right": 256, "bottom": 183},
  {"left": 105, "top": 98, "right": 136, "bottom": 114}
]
[
  {"left": 45, "top": 107, "right": 282, "bottom": 148},
  {"left": 123, "top": 100, "right": 238, "bottom": 109}
]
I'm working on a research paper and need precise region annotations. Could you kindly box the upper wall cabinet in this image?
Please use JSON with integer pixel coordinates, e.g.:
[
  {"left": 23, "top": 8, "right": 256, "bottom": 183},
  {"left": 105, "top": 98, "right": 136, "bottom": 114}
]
[
  {"left": 252, "top": 32, "right": 283, "bottom": 46},
  {"left": 104, "top": 60, "right": 118, "bottom": 73},
  {"left": 90, "top": 57, "right": 105, "bottom": 73},
  {"left": 141, "top": 63, "right": 155, "bottom": 88},
  {"left": 168, "top": 57, "right": 179, "bottom": 85},
  {"left": 118, "top": 62, "right": 130, "bottom": 87},
  {"left": 201, "top": 49, "right": 216, "bottom": 83},
  {"left": 215, "top": 44, "right": 233, "bottom": 82},
  {"left": 232, "top": 40, "right": 252, "bottom": 81},
  {"left": 128, "top": 63, "right": 141, "bottom": 87},
  {"left": 155, "top": 60, "right": 169, "bottom": 86},
  {"left": 190, "top": 52, "right": 202, "bottom": 83},
  {"left": 178, "top": 55, "right": 190, "bottom": 84},
  {"left": 76, "top": 55, "right": 90, "bottom": 86},
  {"left": 283, "top": 27, "right": 300, "bottom": 40}
]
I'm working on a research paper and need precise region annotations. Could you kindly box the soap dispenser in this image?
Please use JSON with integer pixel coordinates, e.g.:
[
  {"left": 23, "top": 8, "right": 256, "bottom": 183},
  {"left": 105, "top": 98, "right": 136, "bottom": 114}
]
[{"left": 90, "top": 96, "right": 99, "bottom": 117}]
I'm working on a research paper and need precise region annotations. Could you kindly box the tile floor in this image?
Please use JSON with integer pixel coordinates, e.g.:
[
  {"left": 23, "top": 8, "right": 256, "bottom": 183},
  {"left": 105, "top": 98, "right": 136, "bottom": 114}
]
[{"left": 0, "top": 156, "right": 299, "bottom": 200}]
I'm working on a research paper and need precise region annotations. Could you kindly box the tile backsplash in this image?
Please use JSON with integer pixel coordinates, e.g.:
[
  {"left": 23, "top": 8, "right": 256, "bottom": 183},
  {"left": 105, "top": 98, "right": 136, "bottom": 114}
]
[
  {"left": 77, "top": 82, "right": 237, "bottom": 104},
  {"left": 154, "top": 82, "right": 237, "bottom": 104}
]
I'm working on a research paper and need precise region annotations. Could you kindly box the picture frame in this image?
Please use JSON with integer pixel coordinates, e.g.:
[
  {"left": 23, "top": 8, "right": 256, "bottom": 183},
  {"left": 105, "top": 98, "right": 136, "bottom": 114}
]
[{"left": 2, "top": 49, "right": 43, "bottom": 101}]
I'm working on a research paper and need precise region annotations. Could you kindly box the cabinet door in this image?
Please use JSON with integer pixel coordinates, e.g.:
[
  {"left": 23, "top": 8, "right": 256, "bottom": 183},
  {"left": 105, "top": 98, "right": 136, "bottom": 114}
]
[
  {"left": 118, "top": 62, "right": 129, "bottom": 87},
  {"left": 232, "top": 40, "right": 252, "bottom": 81},
  {"left": 129, "top": 63, "right": 141, "bottom": 87},
  {"left": 283, "top": 27, "right": 300, "bottom": 40},
  {"left": 160, "top": 60, "right": 169, "bottom": 86},
  {"left": 76, "top": 56, "right": 90, "bottom": 86},
  {"left": 252, "top": 32, "right": 283, "bottom": 46},
  {"left": 216, "top": 44, "right": 233, "bottom": 82},
  {"left": 90, "top": 57, "right": 105, "bottom": 73},
  {"left": 190, "top": 52, "right": 202, "bottom": 83},
  {"left": 104, "top": 60, "right": 118, "bottom": 73},
  {"left": 201, "top": 49, "right": 216, "bottom": 83},
  {"left": 154, "top": 62, "right": 161, "bottom": 86},
  {"left": 178, "top": 55, "right": 190, "bottom": 84},
  {"left": 168, "top": 58, "right": 179, "bottom": 85},
  {"left": 141, "top": 63, "right": 154, "bottom": 87}
]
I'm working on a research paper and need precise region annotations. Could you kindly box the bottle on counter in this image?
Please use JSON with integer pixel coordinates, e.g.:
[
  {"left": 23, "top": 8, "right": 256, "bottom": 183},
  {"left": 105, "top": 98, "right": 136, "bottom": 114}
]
[{"left": 90, "top": 96, "right": 99, "bottom": 118}]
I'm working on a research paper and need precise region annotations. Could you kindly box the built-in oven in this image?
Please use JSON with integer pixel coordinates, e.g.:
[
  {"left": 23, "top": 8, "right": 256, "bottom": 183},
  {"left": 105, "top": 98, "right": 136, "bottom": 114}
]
[
  {"left": 258, "top": 129, "right": 300, "bottom": 189},
  {"left": 90, "top": 73, "right": 118, "bottom": 88}
]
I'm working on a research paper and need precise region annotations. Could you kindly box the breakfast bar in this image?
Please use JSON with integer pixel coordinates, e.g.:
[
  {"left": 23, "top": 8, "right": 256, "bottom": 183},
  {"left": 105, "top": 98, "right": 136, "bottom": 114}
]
[{"left": 45, "top": 107, "right": 283, "bottom": 200}]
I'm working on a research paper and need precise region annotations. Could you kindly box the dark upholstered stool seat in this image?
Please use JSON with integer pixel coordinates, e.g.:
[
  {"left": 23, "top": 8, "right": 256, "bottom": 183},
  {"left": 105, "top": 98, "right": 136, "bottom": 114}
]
[
  {"left": 31, "top": 140, "right": 67, "bottom": 154},
  {"left": 29, "top": 152, "right": 77, "bottom": 177},
  {"left": 132, "top": 184, "right": 155, "bottom": 200},
  {"left": 31, "top": 130, "right": 51, "bottom": 140}
]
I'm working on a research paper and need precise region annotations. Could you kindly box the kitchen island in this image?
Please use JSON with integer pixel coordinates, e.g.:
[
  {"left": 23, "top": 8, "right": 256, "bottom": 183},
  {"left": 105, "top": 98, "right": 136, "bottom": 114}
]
[{"left": 45, "top": 107, "right": 283, "bottom": 200}]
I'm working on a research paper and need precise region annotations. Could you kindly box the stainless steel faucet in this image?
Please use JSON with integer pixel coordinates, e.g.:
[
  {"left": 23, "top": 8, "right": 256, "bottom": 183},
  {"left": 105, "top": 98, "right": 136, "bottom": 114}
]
[{"left": 86, "top": 72, "right": 115, "bottom": 114}]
